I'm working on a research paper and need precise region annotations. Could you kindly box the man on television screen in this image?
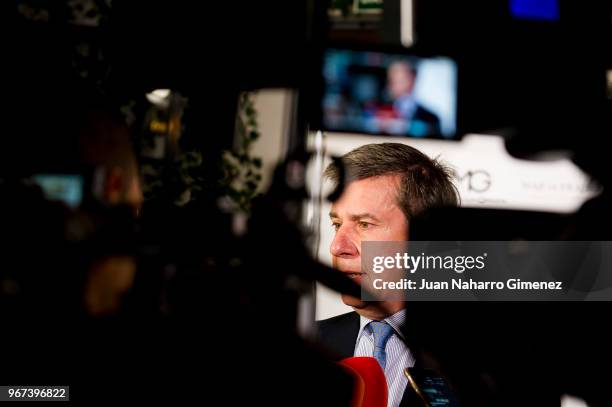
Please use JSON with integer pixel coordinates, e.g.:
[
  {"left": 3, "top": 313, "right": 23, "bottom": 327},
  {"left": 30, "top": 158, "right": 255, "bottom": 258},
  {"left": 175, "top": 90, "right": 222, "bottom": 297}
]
[{"left": 375, "top": 61, "right": 441, "bottom": 137}]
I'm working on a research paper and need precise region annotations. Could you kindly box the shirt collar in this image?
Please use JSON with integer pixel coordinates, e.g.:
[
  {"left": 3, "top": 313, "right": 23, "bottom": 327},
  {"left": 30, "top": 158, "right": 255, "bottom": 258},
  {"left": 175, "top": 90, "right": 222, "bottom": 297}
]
[{"left": 358, "top": 308, "right": 407, "bottom": 341}]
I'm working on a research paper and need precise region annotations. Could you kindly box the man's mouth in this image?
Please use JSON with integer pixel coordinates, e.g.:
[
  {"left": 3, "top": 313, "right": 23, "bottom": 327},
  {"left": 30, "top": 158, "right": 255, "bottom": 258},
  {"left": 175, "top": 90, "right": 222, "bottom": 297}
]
[{"left": 346, "top": 272, "right": 363, "bottom": 279}]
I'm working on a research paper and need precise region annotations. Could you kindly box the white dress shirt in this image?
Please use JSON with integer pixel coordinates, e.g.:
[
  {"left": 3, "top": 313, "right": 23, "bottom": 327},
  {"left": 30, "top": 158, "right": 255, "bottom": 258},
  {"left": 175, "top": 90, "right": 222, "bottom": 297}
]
[{"left": 354, "top": 309, "right": 415, "bottom": 407}]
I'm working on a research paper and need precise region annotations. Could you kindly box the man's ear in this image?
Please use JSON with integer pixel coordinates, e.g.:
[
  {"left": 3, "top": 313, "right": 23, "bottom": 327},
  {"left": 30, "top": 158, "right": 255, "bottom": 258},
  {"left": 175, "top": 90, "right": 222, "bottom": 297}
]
[{"left": 103, "top": 166, "right": 124, "bottom": 205}]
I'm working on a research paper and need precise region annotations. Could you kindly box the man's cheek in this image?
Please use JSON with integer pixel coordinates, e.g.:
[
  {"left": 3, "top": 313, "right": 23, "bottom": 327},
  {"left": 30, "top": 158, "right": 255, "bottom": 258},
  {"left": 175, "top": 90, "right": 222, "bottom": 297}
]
[
  {"left": 362, "top": 228, "right": 386, "bottom": 240},
  {"left": 374, "top": 225, "right": 404, "bottom": 240}
]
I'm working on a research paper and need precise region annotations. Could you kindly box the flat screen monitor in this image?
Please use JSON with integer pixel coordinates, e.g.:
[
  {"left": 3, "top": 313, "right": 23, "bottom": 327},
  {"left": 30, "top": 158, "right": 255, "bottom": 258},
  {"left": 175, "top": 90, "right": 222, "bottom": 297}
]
[{"left": 320, "top": 48, "right": 458, "bottom": 139}]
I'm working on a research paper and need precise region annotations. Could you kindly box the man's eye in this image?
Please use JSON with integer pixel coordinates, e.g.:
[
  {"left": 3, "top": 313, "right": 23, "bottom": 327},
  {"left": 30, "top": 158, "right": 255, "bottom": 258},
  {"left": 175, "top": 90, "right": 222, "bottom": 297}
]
[
  {"left": 358, "top": 222, "right": 372, "bottom": 230},
  {"left": 331, "top": 222, "right": 341, "bottom": 231}
]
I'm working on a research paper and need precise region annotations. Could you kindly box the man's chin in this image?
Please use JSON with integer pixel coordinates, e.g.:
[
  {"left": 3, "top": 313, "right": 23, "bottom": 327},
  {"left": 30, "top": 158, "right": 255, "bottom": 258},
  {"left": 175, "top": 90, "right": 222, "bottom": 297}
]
[
  {"left": 341, "top": 295, "right": 405, "bottom": 320},
  {"left": 341, "top": 294, "right": 367, "bottom": 309},
  {"left": 343, "top": 296, "right": 385, "bottom": 320}
]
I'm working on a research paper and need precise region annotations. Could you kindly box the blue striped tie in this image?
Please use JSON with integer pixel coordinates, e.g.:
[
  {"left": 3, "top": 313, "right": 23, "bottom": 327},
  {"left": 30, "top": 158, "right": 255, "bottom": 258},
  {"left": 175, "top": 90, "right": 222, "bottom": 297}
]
[{"left": 369, "top": 321, "right": 394, "bottom": 371}]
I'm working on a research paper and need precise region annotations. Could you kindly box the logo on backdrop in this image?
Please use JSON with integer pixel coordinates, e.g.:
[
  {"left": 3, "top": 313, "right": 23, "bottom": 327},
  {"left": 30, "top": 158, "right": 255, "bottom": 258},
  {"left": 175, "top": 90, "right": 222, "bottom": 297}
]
[{"left": 458, "top": 170, "right": 491, "bottom": 193}]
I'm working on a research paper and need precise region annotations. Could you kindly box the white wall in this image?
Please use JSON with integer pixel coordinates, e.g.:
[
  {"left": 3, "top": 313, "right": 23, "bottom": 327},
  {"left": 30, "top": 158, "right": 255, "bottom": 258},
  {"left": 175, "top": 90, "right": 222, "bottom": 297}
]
[{"left": 251, "top": 89, "right": 294, "bottom": 192}]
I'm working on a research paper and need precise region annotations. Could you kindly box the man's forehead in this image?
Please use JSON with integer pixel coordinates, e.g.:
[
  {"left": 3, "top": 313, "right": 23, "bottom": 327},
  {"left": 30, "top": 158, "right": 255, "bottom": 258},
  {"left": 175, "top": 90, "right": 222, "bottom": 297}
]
[{"left": 330, "top": 175, "right": 401, "bottom": 218}]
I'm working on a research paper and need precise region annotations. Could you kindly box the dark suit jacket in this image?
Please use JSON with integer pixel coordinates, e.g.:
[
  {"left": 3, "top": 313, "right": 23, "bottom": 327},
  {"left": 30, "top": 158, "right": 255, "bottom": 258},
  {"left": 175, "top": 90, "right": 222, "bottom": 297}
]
[
  {"left": 316, "top": 311, "right": 361, "bottom": 360},
  {"left": 410, "top": 104, "right": 441, "bottom": 137},
  {"left": 316, "top": 311, "right": 425, "bottom": 406},
  {"left": 315, "top": 307, "right": 565, "bottom": 407}
]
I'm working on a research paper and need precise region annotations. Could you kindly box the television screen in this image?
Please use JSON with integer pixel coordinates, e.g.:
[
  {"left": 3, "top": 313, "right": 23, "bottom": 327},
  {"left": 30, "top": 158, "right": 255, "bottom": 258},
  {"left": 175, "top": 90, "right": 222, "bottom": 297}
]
[
  {"left": 32, "top": 174, "right": 84, "bottom": 209},
  {"left": 321, "top": 48, "right": 458, "bottom": 139},
  {"left": 510, "top": 0, "right": 560, "bottom": 21}
]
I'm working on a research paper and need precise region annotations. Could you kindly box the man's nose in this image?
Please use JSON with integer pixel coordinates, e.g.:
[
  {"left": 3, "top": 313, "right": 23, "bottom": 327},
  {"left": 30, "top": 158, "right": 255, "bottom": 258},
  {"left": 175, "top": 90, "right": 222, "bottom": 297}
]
[{"left": 330, "top": 225, "right": 359, "bottom": 258}]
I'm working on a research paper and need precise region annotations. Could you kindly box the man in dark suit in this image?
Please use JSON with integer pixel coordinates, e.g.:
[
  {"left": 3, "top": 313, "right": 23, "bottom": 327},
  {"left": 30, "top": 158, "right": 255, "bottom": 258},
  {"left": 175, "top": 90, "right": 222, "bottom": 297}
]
[{"left": 317, "top": 143, "right": 459, "bottom": 406}]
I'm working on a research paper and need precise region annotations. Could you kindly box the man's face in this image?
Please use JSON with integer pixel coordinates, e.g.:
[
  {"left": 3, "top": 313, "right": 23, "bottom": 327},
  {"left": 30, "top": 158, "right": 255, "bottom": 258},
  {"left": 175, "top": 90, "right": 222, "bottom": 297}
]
[
  {"left": 388, "top": 63, "right": 416, "bottom": 100},
  {"left": 329, "top": 174, "right": 408, "bottom": 320}
]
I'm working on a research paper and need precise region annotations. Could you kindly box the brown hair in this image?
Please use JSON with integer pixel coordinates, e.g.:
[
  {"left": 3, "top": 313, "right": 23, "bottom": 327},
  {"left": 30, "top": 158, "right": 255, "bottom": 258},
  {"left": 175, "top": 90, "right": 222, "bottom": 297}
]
[{"left": 324, "top": 143, "right": 459, "bottom": 220}]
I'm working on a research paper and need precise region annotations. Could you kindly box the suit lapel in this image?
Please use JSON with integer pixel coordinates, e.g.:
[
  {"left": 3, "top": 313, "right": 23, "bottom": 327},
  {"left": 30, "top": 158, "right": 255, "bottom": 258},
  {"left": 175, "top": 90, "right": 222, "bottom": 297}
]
[{"left": 316, "top": 312, "right": 361, "bottom": 360}]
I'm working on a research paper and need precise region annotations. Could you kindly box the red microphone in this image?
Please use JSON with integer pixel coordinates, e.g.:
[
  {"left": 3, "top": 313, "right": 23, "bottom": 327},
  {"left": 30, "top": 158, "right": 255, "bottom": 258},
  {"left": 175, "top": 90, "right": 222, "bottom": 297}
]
[{"left": 337, "top": 357, "right": 388, "bottom": 407}]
